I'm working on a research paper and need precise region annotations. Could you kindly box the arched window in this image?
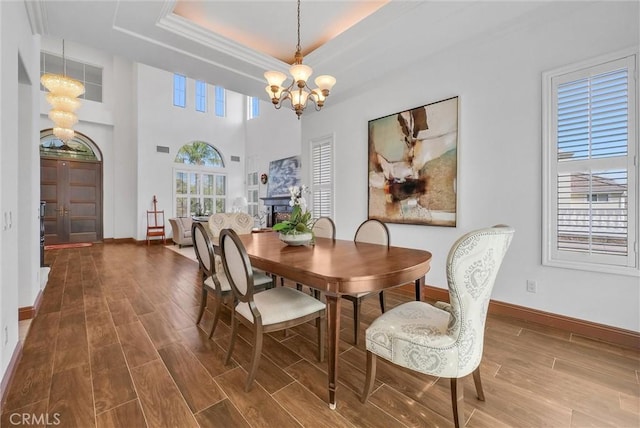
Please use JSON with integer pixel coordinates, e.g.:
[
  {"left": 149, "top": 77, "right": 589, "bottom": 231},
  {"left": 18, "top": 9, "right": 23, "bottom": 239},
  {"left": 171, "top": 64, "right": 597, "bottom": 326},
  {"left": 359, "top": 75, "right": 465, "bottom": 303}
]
[
  {"left": 174, "top": 141, "right": 224, "bottom": 167},
  {"left": 174, "top": 141, "right": 226, "bottom": 217},
  {"left": 40, "top": 129, "right": 101, "bottom": 161}
]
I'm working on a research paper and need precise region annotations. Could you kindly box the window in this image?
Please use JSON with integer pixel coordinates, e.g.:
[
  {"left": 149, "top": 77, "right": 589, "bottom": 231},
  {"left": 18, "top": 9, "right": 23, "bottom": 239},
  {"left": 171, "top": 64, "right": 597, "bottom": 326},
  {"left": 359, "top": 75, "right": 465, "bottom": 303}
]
[
  {"left": 195, "top": 80, "right": 207, "bottom": 112},
  {"left": 310, "top": 136, "right": 334, "bottom": 219},
  {"left": 247, "top": 172, "right": 259, "bottom": 217},
  {"left": 543, "top": 52, "right": 638, "bottom": 275},
  {"left": 173, "top": 74, "right": 186, "bottom": 108},
  {"left": 174, "top": 142, "right": 226, "bottom": 216},
  {"left": 41, "top": 51, "right": 103, "bottom": 102},
  {"left": 175, "top": 141, "right": 224, "bottom": 167},
  {"left": 248, "top": 96, "right": 260, "bottom": 119},
  {"left": 174, "top": 171, "right": 226, "bottom": 217},
  {"left": 215, "top": 86, "right": 226, "bottom": 117}
]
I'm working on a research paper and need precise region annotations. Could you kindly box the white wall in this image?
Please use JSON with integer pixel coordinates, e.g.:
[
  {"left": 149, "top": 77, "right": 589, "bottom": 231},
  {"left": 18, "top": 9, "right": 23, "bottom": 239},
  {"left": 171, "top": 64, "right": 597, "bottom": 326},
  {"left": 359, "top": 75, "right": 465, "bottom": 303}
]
[
  {"left": 0, "top": 0, "right": 40, "bottom": 382},
  {"left": 135, "top": 64, "right": 248, "bottom": 240},
  {"left": 245, "top": 99, "right": 302, "bottom": 210},
  {"left": 301, "top": 1, "right": 640, "bottom": 331}
]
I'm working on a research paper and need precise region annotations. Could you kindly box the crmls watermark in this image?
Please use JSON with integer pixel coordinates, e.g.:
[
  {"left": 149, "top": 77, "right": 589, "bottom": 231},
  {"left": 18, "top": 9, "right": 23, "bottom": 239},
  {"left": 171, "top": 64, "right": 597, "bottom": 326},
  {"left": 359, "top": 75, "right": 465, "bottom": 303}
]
[{"left": 9, "top": 413, "right": 61, "bottom": 426}]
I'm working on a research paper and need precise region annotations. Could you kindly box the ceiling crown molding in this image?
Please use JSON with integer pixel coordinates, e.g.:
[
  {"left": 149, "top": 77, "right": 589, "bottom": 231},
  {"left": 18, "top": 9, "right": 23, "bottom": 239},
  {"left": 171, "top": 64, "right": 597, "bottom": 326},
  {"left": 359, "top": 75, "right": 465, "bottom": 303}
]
[{"left": 156, "top": 10, "right": 288, "bottom": 74}]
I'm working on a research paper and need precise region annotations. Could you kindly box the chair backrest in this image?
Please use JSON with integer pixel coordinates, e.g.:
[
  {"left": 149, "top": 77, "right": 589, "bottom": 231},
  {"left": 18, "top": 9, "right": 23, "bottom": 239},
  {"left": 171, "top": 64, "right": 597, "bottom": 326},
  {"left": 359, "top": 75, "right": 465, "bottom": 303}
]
[
  {"left": 208, "top": 213, "right": 254, "bottom": 242},
  {"left": 445, "top": 225, "right": 514, "bottom": 371},
  {"left": 312, "top": 217, "right": 336, "bottom": 240},
  {"left": 219, "top": 228, "right": 255, "bottom": 303},
  {"left": 354, "top": 219, "right": 389, "bottom": 247},
  {"left": 192, "top": 222, "right": 216, "bottom": 278}
]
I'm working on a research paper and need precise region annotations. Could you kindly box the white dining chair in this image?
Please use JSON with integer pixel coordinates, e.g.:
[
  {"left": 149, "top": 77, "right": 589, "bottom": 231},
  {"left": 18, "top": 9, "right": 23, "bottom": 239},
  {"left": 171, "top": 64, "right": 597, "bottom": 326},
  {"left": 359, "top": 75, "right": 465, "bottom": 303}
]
[
  {"left": 361, "top": 225, "right": 515, "bottom": 427},
  {"left": 192, "top": 222, "right": 273, "bottom": 338},
  {"left": 220, "top": 228, "right": 326, "bottom": 391}
]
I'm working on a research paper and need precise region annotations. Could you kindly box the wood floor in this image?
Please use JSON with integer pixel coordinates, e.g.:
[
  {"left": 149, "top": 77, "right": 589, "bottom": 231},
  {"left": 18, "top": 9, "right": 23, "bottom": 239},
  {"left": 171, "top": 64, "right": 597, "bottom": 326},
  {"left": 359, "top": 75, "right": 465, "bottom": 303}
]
[{"left": 1, "top": 242, "right": 638, "bottom": 427}]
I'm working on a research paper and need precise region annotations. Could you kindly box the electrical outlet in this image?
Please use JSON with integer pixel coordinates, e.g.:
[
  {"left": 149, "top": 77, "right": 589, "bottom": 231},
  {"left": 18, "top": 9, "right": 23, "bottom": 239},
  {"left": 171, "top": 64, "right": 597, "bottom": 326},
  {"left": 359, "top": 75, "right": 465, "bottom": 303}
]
[{"left": 526, "top": 280, "right": 537, "bottom": 293}]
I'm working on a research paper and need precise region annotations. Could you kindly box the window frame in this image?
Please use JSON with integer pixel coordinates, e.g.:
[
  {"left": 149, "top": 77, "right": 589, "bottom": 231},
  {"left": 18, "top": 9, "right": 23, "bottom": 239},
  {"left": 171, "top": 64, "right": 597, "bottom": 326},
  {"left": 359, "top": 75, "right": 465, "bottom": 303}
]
[
  {"left": 215, "top": 86, "right": 226, "bottom": 117},
  {"left": 173, "top": 166, "right": 227, "bottom": 218},
  {"left": 310, "top": 135, "right": 334, "bottom": 220},
  {"left": 173, "top": 74, "right": 186, "bottom": 108},
  {"left": 542, "top": 49, "right": 639, "bottom": 277},
  {"left": 248, "top": 96, "right": 260, "bottom": 119},
  {"left": 195, "top": 80, "right": 207, "bottom": 112}
]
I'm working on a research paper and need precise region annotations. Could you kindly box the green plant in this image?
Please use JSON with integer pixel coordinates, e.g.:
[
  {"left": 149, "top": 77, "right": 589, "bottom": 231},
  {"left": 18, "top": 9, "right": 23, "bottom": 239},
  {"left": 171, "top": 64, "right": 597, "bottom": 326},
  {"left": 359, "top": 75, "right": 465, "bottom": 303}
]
[{"left": 272, "top": 185, "right": 313, "bottom": 235}]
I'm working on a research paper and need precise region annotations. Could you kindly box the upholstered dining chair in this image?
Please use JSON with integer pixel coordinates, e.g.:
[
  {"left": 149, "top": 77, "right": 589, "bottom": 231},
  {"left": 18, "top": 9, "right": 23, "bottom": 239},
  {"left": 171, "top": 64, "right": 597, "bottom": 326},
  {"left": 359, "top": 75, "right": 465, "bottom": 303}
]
[
  {"left": 343, "top": 219, "right": 389, "bottom": 345},
  {"left": 361, "top": 225, "right": 515, "bottom": 428},
  {"left": 312, "top": 216, "right": 336, "bottom": 240},
  {"left": 191, "top": 222, "right": 273, "bottom": 338},
  {"left": 220, "top": 228, "right": 326, "bottom": 392}
]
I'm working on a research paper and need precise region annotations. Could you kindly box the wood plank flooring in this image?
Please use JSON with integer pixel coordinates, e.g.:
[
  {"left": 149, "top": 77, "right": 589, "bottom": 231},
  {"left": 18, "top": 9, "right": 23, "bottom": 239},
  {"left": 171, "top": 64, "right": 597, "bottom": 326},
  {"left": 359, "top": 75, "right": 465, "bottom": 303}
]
[{"left": 1, "top": 242, "right": 638, "bottom": 427}]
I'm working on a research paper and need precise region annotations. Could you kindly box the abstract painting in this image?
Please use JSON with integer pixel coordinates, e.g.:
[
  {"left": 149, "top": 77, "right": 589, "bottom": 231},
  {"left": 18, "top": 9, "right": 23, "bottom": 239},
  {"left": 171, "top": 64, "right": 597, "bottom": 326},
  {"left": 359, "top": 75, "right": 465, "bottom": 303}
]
[
  {"left": 368, "top": 96, "right": 458, "bottom": 226},
  {"left": 267, "top": 155, "right": 301, "bottom": 197}
]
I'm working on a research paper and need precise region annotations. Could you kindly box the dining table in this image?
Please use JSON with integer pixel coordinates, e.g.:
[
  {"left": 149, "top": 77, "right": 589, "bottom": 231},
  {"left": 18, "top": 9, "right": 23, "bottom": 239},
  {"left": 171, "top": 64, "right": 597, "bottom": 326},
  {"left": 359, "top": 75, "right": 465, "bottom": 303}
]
[{"left": 237, "top": 231, "right": 432, "bottom": 409}]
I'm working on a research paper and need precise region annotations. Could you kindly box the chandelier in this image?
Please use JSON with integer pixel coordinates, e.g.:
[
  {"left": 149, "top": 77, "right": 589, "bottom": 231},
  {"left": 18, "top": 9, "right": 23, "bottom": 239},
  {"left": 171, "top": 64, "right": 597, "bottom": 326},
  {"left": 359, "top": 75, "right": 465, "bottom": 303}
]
[
  {"left": 264, "top": 0, "right": 336, "bottom": 119},
  {"left": 41, "top": 40, "right": 84, "bottom": 142}
]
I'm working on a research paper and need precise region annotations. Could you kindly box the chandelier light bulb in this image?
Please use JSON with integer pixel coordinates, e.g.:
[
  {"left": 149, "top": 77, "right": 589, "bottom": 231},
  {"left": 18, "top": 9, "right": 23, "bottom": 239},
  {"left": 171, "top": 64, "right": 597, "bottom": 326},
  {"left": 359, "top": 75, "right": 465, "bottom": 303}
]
[
  {"left": 289, "top": 63, "right": 313, "bottom": 86},
  {"left": 314, "top": 75, "right": 336, "bottom": 94}
]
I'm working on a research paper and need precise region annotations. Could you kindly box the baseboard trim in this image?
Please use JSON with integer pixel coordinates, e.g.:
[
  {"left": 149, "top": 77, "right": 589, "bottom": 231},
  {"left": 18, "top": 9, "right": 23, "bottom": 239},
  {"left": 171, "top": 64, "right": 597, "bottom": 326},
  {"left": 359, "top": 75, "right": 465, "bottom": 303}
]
[
  {"left": 0, "top": 341, "right": 23, "bottom": 410},
  {"left": 18, "top": 289, "right": 43, "bottom": 321},
  {"left": 103, "top": 238, "right": 136, "bottom": 244},
  {"left": 424, "top": 285, "right": 640, "bottom": 350}
]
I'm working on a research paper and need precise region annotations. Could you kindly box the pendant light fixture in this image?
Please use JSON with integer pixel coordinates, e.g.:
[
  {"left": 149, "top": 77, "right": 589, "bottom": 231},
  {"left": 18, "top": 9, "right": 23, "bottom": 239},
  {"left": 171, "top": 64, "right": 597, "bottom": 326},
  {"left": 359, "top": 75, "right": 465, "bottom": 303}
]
[
  {"left": 264, "top": 0, "right": 336, "bottom": 119},
  {"left": 41, "top": 40, "right": 85, "bottom": 142}
]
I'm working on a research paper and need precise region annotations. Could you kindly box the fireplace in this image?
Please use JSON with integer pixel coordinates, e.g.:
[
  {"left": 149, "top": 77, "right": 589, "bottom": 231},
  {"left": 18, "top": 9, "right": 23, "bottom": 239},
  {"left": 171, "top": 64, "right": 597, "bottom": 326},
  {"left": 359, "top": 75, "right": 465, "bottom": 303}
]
[{"left": 260, "top": 196, "right": 292, "bottom": 227}]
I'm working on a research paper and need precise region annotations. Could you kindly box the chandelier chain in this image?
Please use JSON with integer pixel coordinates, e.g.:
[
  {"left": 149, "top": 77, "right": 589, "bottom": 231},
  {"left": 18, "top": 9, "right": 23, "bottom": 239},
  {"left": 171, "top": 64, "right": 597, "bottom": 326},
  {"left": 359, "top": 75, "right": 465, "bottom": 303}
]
[{"left": 296, "top": 0, "right": 301, "bottom": 53}]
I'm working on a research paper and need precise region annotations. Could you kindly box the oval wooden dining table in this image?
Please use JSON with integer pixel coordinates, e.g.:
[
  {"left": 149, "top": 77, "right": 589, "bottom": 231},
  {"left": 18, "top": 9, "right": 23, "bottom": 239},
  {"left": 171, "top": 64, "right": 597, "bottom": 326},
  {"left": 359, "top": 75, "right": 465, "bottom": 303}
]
[{"left": 237, "top": 231, "right": 433, "bottom": 409}]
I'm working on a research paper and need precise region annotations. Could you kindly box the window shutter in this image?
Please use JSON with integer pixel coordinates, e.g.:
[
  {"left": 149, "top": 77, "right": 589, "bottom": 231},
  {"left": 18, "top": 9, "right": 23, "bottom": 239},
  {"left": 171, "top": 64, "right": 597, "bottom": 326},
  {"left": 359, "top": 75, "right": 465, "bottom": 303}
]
[
  {"left": 545, "top": 53, "right": 638, "bottom": 274},
  {"left": 311, "top": 138, "right": 333, "bottom": 219}
]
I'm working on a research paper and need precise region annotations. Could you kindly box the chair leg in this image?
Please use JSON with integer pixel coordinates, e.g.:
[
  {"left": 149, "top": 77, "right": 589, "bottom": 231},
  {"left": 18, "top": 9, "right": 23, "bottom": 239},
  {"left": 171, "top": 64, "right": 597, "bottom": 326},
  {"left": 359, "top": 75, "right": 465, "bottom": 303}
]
[
  {"left": 472, "top": 366, "right": 485, "bottom": 401},
  {"left": 245, "top": 326, "right": 264, "bottom": 392},
  {"left": 196, "top": 287, "right": 208, "bottom": 324},
  {"left": 225, "top": 311, "right": 238, "bottom": 366},
  {"left": 280, "top": 277, "right": 285, "bottom": 286},
  {"left": 208, "top": 295, "right": 222, "bottom": 339},
  {"left": 361, "top": 351, "right": 377, "bottom": 403},
  {"left": 353, "top": 298, "right": 360, "bottom": 346},
  {"left": 296, "top": 283, "right": 303, "bottom": 291},
  {"left": 378, "top": 291, "right": 386, "bottom": 313},
  {"left": 450, "top": 377, "right": 465, "bottom": 428},
  {"left": 317, "top": 315, "right": 325, "bottom": 362}
]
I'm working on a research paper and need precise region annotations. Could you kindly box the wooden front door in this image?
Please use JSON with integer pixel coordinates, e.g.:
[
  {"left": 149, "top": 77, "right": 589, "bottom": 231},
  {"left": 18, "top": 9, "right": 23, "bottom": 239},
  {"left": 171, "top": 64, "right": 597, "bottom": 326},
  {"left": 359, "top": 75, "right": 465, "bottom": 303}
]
[{"left": 41, "top": 158, "right": 103, "bottom": 245}]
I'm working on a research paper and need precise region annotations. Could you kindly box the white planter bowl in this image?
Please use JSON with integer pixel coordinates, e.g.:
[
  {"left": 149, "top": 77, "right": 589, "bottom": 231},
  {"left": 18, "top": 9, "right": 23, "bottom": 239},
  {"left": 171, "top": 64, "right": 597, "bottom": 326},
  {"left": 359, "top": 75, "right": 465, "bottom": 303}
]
[{"left": 279, "top": 232, "right": 313, "bottom": 246}]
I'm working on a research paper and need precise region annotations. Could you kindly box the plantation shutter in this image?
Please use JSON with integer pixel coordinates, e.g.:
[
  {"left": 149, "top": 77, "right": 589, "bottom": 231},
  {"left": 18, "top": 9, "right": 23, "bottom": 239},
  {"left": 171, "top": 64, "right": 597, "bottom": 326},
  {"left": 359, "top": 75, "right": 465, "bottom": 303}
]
[
  {"left": 311, "top": 138, "right": 333, "bottom": 219},
  {"left": 547, "top": 54, "right": 637, "bottom": 271}
]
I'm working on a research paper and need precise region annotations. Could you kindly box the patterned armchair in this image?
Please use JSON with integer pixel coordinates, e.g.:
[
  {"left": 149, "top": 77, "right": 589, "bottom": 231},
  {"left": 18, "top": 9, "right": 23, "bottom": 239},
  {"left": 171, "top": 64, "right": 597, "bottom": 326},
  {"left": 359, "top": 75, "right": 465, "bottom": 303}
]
[
  {"left": 208, "top": 212, "right": 254, "bottom": 243},
  {"left": 362, "top": 225, "right": 514, "bottom": 428}
]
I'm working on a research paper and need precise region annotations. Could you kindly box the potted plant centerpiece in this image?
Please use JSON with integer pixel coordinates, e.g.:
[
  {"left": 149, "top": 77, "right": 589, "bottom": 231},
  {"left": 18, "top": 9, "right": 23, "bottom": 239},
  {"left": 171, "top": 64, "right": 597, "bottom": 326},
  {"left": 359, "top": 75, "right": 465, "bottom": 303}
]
[{"left": 273, "top": 185, "right": 314, "bottom": 246}]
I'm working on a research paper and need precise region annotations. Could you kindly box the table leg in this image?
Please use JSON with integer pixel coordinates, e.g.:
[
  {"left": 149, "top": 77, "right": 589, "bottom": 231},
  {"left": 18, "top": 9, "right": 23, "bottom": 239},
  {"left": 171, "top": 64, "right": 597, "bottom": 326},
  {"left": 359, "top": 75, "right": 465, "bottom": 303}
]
[
  {"left": 325, "top": 294, "right": 341, "bottom": 409},
  {"left": 415, "top": 276, "right": 425, "bottom": 301}
]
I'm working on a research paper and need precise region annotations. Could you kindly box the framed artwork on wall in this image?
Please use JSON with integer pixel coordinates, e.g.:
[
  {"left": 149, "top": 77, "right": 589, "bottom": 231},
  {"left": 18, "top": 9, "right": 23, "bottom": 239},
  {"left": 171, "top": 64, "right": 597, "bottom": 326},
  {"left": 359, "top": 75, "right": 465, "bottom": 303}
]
[
  {"left": 368, "top": 96, "right": 458, "bottom": 226},
  {"left": 267, "top": 155, "right": 301, "bottom": 197}
]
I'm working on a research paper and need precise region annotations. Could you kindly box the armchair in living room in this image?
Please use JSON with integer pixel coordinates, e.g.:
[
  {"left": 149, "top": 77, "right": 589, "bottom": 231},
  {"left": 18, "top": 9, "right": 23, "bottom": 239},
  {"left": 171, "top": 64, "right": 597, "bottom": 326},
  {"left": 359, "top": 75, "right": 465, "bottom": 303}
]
[{"left": 168, "top": 217, "right": 194, "bottom": 247}]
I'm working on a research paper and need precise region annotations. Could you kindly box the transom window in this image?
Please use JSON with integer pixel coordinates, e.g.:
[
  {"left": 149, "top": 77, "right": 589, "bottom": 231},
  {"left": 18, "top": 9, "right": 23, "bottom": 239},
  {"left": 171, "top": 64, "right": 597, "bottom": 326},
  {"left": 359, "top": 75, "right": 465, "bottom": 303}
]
[
  {"left": 175, "top": 141, "right": 224, "bottom": 167},
  {"left": 215, "top": 86, "right": 226, "bottom": 117},
  {"left": 196, "top": 80, "right": 207, "bottom": 112},
  {"left": 173, "top": 74, "right": 186, "bottom": 108},
  {"left": 40, "top": 51, "right": 103, "bottom": 102}
]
